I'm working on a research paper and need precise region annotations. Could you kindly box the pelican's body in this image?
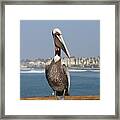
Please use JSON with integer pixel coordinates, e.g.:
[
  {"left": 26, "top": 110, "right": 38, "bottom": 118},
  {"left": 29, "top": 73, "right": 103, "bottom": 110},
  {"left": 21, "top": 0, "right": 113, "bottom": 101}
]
[
  {"left": 45, "top": 58, "right": 69, "bottom": 96},
  {"left": 45, "top": 28, "right": 70, "bottom": 100}
]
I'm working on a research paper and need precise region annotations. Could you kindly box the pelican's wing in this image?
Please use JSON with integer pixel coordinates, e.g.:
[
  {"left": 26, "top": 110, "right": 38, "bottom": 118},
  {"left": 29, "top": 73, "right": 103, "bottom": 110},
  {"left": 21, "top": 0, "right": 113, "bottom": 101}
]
[
  {"left": 45, "top": 64, "right": 50, "bottom": 81},
  {"left": 45, "top": 64, "right": 55, "bottom": 95},
  {"left": 62, "top": 64, "right": 70, "bottom": 94}
]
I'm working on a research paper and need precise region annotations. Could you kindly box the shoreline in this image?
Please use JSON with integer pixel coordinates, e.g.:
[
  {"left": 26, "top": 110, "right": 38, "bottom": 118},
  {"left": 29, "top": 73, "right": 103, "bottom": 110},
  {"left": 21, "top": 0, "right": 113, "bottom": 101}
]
[
  {"left": 20, "top": 68, "right": 100, "bottom": 73},
  {"left": 20, "top": 68, "right": 100, "bottom": 71}
]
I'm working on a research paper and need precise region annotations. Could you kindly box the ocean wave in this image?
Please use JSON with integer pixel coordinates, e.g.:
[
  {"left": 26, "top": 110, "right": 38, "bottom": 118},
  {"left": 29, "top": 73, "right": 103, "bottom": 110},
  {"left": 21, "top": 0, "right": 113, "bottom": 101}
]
[
  {"left": 69, "top": 69, "right": 100, "bottom": 72},
  {"left": 69, "top": 69, "right": 87, "bottom": 72},
  {"left": 89, "top": 70, "right": 100, "bottom": 72},
  {"left": 20, "top": 70, "right": 45, "bottom": 74}
]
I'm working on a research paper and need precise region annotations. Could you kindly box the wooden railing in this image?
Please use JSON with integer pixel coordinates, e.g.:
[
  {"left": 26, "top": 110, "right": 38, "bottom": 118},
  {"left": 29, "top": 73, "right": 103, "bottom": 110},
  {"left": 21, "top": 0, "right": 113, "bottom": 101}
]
[{"left": 21, "top": 96, "right": 100, "bottom": 100}]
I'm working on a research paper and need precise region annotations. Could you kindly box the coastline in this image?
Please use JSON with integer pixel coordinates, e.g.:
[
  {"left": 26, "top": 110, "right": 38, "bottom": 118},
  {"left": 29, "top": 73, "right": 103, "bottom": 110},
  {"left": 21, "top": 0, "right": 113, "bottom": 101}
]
[{"left": 20, "top": 68, "right": 100, "bottom": 74}]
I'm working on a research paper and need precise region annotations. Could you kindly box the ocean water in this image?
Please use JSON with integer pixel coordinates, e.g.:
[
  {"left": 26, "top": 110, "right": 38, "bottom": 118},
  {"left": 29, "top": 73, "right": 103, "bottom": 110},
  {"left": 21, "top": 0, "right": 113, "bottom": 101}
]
[{"left": 20, "top": 70, "right": 100, "bottom": 98}]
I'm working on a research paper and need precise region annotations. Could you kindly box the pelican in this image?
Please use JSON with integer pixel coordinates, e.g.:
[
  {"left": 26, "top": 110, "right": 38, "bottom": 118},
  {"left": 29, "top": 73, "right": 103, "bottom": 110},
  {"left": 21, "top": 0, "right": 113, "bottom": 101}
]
[{"left": 45, "top": 28, "right": 70, "bottom": 100}]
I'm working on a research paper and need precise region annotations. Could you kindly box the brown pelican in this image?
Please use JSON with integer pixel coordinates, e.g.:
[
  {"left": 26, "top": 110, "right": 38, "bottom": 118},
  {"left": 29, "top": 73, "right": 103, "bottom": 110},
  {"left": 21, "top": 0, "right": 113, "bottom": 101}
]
[{"left": 45, "top": 28, "right": 70, "bottom": 100}]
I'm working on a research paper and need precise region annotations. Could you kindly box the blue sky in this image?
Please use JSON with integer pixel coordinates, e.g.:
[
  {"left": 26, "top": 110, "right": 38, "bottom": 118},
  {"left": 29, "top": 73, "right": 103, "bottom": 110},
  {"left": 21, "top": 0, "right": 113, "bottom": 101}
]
[{"left": 20, "top": 20, "right": 100, "bottom": 59}]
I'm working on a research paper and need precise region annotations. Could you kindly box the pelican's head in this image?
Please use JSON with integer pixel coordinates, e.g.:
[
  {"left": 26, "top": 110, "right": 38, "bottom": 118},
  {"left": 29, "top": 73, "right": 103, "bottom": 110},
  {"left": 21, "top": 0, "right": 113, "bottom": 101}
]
[{"left": 52, "top": 28, "right": 70, "bottom": 58}]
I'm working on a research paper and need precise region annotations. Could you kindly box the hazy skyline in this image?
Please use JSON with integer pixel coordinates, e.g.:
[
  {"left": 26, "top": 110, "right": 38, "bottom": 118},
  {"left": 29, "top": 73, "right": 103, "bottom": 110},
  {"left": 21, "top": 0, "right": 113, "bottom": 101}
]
[{"left": 20, "top": 20, "right": 100, "bottom": 59}]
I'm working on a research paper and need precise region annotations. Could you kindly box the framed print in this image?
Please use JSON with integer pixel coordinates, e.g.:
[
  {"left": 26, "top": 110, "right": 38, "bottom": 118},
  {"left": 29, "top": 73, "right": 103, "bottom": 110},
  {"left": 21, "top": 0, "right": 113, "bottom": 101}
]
[{"left": 0, "top": 0, "right": 119, "bottom": 119}]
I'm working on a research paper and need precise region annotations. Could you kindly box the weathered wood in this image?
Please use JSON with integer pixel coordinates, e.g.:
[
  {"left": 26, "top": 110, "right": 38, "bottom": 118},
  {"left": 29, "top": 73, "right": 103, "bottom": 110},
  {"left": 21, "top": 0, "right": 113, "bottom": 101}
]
[{"left": 21, "top": 96, "right": 100, "bottom": 100}]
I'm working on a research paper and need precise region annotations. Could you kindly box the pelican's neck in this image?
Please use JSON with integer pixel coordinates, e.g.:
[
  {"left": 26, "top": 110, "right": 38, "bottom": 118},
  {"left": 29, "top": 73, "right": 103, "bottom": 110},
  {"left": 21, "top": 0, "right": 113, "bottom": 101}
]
[
  {"left": 54, "top": 47, "right": 61, "bottom": 62},
  {"left": 54, "top": 54, "right": 61, "bottom": 63},
  {"left": 55, "top": 46, "right": 61, "bottom": 56}
]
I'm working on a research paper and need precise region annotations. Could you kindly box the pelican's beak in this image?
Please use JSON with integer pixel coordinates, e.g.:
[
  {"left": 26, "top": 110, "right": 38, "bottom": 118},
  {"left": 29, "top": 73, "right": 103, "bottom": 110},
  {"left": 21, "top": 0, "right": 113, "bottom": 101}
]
[{"left": 55, "top": 34, "right": 70, "bottom": 58}]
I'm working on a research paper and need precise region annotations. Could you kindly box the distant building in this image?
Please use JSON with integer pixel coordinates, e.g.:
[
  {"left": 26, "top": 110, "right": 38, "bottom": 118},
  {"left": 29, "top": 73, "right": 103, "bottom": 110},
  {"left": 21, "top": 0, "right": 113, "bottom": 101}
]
[{"left": 20, "top": 56, "right": 100, "bottom": 70}]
